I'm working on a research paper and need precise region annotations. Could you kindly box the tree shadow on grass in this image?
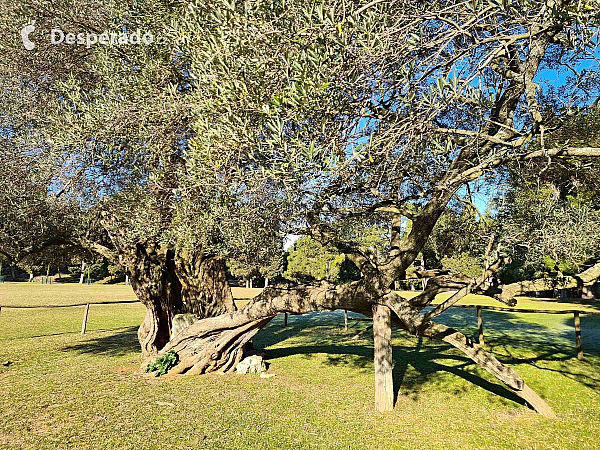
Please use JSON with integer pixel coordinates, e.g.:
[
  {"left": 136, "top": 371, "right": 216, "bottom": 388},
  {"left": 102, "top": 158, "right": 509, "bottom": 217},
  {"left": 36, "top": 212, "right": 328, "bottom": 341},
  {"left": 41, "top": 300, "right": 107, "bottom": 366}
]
[
  {"left": 57, "top": 309, "right": 600, "bottom": 400},
  {"left": 258, "top": 309, "right": 600, "bottom": 408},
  {"left": 417, "top": 310, "right": 600, "bottom": 394},
  {"left": 265, "top": 344, "right": 373, "bottom": 368},
  {"left": 59, "top": 326, "right": 141, "bottom": 357},
  {"left": 256, "top": 310, "right": 368, "bottom": 348},
  {"left": 560, "top": 313, "right": 600, "bottom": 354},
  {"left": 264, "top": 329, "right": 529, "bottom": 409},
  {"left": 260, "top": 312, "right": 527, "bottom": 408},
  {"left": 436, "top": 308, "right": 600, "bottom": 355},
  {"left": 52, "top": 274, "right": 82, "bottom": 283},
  {"left": 391, "top": 336, "right": 528, "bottom": 408}
]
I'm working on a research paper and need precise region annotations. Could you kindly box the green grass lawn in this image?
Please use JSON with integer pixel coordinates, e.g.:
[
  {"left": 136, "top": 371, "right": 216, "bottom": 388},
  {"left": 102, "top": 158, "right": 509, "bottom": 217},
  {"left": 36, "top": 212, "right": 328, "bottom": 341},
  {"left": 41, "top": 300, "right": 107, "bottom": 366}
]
[{"left": 1, "top": 283, "right": 599, "bottom": 449}]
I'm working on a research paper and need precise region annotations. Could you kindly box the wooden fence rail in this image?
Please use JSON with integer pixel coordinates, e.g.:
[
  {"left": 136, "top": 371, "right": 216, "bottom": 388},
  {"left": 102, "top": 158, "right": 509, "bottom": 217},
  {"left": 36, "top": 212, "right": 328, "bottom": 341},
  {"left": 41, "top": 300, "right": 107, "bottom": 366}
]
[
  {"left": 1, "top": 300, "right": 598, "bottom": 358},
  {"left": 446, "top": 304, "right": 600, "bottom": 315},
  {"left": 1, "top": 297, "right": 254, "bottom": 336},
  {"left": 347, "top": 304, "right": 600, "bottom": 360},
  {"left": 0, "top": 300, "right": 140, "bottom": 309},
  {"left": 0, "top": 300, "right": 141, "bottom": 335}
]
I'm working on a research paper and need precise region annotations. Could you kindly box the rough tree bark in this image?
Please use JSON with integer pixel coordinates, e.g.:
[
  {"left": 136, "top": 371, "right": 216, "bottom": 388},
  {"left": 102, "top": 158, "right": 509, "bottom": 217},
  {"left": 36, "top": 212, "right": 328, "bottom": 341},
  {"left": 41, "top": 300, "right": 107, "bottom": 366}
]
[
  {"left": 488, "top": 262, "right": 600, "bottom": 304},
  {"left": 121, "top": 243, "right": 236, "bottom": 363},
  {"left": 174, "top": 249, "right": 236, "bottom": 318},
  {"left": 157, "top": 280, "right": 378, "bottom": 375}
]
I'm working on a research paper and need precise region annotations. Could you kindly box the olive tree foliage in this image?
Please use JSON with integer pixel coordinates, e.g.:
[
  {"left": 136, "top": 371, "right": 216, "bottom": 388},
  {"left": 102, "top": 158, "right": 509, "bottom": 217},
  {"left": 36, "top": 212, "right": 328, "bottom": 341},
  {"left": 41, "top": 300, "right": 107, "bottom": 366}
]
[
  {"left": 227, "top": 238, "right": 285, "bottom": 285},
  {"left": 0, "top": 121, "right": 84, "bottom": 268},
  {"left": 498, "top": 182, "right": 600, "bottom": 275},
  {"left": 424, "top": 200, "right": 493, "bottom": 275},
  {"left": 0, "top": 0, "right": 289, "bottom": 356},
  {"left": 282, "top": 223, "right": 388, "bottom": 282},
  {"left": 0, "top": 0, "right": 156, "bottom": 265},
  {"left": 175, "top": 0, "right": 600, "bottom": 272},
  {"left": 158, "top": 0, "right": 600, "bottom": 414},
  {"left": 496, "top": 106, "right": 600, "bottom": 281},
  {"left": 283, "top": 236, "right": 361, "bottom": 283}
]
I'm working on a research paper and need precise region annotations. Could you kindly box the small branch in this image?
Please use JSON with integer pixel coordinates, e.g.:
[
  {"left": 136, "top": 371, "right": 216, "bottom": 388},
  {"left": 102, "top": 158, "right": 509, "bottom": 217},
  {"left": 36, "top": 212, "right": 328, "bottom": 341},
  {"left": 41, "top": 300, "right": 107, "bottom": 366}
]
[
  {"left": 420, "top": 258, "right": 506, "bottom": 324},
  {"left": 481, "top": 233, "right": 496, "bottom": 277},
  {"left": 351, "top": 324, "right": 373, "bottom": 340},
  {"left": 454, "top": 193, "right": 489, "bottom": 226},
  {"left": 354, "top": 0, "right": 385, "bottom": 15}
]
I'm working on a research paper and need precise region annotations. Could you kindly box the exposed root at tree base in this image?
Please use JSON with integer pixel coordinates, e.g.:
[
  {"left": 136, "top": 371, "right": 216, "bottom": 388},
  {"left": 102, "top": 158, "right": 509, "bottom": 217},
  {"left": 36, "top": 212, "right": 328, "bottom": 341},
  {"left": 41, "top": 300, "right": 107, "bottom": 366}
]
[{"left": 152, "top": 317, "right": 273, "bottom": 376}]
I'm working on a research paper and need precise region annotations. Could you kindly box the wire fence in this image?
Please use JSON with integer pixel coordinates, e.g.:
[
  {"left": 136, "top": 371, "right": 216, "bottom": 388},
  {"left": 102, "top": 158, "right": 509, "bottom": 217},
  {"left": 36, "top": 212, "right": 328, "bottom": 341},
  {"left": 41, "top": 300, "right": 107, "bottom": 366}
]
[{"left": 1, "top": 299, "right": 598, "bottom": 358}]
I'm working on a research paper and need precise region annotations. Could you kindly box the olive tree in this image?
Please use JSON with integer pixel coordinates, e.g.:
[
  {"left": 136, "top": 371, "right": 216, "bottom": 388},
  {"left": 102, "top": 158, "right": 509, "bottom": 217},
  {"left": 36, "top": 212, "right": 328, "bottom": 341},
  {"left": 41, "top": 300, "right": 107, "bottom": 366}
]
[
  {"left": 158, "top": 0, "right": 600, "bottom": 416},
  {"left": 3, "top": 0, "right": 600, "bottom": 417}
]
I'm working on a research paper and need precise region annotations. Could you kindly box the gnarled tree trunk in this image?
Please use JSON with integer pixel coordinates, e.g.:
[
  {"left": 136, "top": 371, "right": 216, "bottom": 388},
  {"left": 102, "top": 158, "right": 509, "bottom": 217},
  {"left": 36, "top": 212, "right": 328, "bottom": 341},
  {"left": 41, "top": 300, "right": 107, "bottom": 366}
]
[
  {"left": 174, "top": 249, "right": 236, "bottom": 318},
  {"left": 123, "top": 243, "right": 236, "bottom": 362},
  {"left": 152, "top": 277, "right": 557, "bottom": 417}
]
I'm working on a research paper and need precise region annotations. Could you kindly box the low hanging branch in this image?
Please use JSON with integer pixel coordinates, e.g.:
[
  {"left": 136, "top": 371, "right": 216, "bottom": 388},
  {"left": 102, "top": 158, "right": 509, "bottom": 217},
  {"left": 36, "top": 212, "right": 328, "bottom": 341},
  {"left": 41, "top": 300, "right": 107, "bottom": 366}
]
[
  {"left": 483, "top": 261, "right": 600, "bottom": 305},
  {"left": 155, "top": 281, "right": 382, "bottom": 375}
]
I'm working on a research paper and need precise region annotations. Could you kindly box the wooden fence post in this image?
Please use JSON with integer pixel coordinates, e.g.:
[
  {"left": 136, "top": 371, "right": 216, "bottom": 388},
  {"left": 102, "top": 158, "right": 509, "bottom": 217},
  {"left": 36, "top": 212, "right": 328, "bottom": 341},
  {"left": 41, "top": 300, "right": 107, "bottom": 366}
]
[
  {"left": 373, "top": 304, "right": 394, "bottom": 411},
  {"left": 81, "top": 303, "right": 90, "bottom": 335},
  {"left": 477, "top": 306, "right": 484, "bottom": 346},
  {"left": 344, "top": 310, "right": 348, "bottom": 331},
  {"left": 574, "top": 312, "right": 583, "bottom": 360},
  {"left": 283, "top": 312, "right": 288, "bottom": 327}
]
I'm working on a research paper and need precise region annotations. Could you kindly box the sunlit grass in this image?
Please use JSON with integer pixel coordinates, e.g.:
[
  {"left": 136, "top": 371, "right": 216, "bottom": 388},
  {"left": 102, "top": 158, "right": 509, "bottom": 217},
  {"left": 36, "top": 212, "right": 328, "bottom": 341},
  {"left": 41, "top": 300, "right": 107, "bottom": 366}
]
[{"left": 0, "top": 283, "right": 599, "bottom": 449}]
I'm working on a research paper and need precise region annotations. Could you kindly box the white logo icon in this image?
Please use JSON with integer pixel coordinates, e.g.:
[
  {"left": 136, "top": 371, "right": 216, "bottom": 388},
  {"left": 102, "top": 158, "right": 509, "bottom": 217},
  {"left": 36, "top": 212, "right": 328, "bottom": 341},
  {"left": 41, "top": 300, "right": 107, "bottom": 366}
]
[{"left": 21, "top": 20, "right": 36, "bottom": 51}]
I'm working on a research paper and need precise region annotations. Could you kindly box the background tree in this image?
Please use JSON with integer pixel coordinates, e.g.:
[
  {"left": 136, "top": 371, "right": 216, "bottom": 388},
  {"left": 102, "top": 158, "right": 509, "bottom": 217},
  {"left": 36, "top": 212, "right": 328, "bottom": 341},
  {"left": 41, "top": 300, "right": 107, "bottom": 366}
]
[
  {"left": 228, "top": 247, "right": 284, "bottom": 288},
  {"left": 497, "top": 106, "right": 600, "bottom": 285},
  {"left": 283, "top": 236, "right": 361, "bottom": 284}
]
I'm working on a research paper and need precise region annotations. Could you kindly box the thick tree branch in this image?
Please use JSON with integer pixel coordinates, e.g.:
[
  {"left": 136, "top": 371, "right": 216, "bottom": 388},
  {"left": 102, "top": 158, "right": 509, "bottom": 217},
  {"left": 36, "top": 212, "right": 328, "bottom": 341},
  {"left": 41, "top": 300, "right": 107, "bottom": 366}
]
[
  {"left": 488, "top": 261, "right": 600, "bottom": 304},
  {"left": 444, "top": 147, "right": 600, "bottom": 187},
  {"left": 419, "top": 322, "right": 556, "bottom": 418}
]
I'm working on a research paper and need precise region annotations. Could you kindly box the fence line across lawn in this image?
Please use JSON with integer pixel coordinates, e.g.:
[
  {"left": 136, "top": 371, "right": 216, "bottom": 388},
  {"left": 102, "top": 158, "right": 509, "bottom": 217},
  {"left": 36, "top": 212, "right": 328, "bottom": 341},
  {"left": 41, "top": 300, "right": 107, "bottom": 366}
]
[
  {"left": 1, "top": 298, "right": 599, "bottom": 359},
  {"left": 0, "top": 298, "right": 252, "bottom": 336},
  {"left": 0, "top": 300, "right": 141, "bottom": 336},
  {"left": 348, "top": 304, "right": 600, "bottom": 360}
]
